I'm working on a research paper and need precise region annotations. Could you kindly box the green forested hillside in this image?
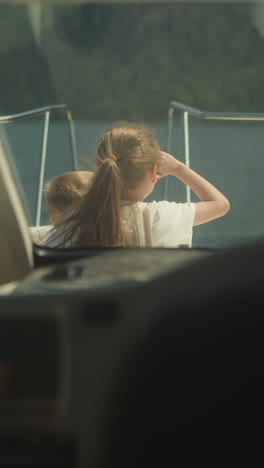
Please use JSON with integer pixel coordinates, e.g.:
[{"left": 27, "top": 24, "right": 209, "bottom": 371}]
[{"left": 0, "top": 2, "right": 264, "bottom": 119}]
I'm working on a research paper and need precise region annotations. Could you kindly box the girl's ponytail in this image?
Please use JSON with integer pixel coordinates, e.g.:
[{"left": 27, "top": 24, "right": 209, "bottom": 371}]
[{"left": 62, "top": 154, "right": 129, "bottom": 247}]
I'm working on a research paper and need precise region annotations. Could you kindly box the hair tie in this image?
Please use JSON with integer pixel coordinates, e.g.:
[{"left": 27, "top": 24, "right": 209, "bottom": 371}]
[{"left": 108, "top": 154, "right": 117, "bottom": 163}]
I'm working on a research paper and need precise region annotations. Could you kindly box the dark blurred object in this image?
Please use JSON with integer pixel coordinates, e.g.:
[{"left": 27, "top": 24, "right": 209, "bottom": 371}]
[
  {"left": 100, "top": 239, "right": 264, "bottom": 467},
  {"left": 1, "top": 241, "right": 264, "bottom": 466}
]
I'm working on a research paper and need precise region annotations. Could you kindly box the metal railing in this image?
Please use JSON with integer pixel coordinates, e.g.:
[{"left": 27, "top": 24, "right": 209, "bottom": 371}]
[
  {"left": 165, "top": 100, "right": 264, "bottom": 200},
  {"left": 0, "top": 104, "right": 78, "bottom": 226}
]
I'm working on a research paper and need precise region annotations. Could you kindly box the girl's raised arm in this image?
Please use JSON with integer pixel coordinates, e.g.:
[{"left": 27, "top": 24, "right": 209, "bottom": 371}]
[{"left": 158, "top": 151, "right": 230, "bottom": 226}]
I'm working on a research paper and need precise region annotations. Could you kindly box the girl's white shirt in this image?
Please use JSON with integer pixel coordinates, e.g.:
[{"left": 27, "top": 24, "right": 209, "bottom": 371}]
[
  {"left": 147, "top": 200, "right": 195, "bottom": 247},
  {"left": 39, "top": 200, "right": 196, "bottom": 248}
]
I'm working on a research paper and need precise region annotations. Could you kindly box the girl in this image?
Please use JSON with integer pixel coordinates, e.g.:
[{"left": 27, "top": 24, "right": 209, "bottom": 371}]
[{"left": 45, "top": 121, "right": 230, "bottom": 248}]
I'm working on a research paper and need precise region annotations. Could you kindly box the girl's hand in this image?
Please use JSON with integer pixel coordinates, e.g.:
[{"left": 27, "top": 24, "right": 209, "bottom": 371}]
[{"left": 157, "top": 151, "right": 181, "bottom": 178}]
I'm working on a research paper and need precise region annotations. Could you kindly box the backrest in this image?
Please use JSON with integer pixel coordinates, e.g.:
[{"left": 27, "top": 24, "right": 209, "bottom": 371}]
[{"left": 0, "top": 135, "right": 33, "bottom": 285}]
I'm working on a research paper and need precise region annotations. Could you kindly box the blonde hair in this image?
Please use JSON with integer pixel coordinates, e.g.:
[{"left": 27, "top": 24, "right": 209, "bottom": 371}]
[
  {"left": 54, "top": 122, "right": 161, "bottom": 247},
  {"left": 45, "top": 171, "right": 92, "bottom": 221}
]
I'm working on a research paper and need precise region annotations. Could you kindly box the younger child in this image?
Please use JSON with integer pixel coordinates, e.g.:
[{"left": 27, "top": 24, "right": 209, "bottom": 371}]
[
  {"left": 30, "top": 170, "right": 92, "bottom": 244},
  {"left": 44, "top": 171, "right": 93, "bottom": 225}
]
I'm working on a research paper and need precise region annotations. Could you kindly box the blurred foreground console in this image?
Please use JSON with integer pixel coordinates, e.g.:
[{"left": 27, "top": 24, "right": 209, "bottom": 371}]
[{"left": 0, "top": 241, "right": 264, "bottom": 467}]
